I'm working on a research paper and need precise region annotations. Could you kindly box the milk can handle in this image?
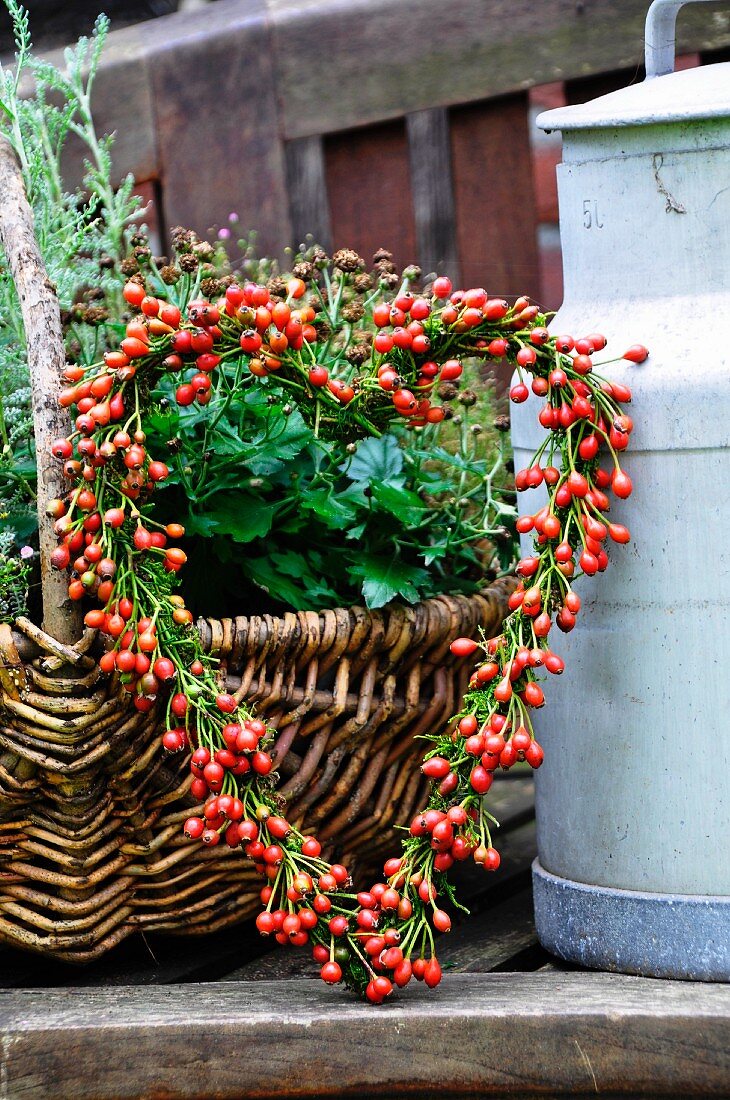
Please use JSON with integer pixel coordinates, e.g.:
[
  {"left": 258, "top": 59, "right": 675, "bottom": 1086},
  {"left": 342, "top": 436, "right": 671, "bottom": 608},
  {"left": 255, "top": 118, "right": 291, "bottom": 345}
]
[{"left": 645, "top": 0, "right": 716, "bottom": 78}]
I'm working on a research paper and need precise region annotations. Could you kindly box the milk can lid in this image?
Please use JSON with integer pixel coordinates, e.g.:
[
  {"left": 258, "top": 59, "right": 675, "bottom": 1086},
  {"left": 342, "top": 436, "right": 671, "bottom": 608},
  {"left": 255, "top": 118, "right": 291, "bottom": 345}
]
[{"left": 537, "top": 62, "right": 730, "bottom": 132}]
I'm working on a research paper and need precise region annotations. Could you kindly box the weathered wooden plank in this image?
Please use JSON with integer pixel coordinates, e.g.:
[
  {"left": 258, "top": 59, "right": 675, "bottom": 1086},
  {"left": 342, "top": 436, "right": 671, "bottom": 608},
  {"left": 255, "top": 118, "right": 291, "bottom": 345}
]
[
  {"left": 268, "top": 0, "right": 730, "bottom": 139},
  {"left": 3, "top": 974, "right": 729, "bottom": 1098},
  {"left": 21, "top": 1, "right": 730, "bottom": 192},
  {"left": 285, "top": 136, "right": 333, "bottom": 252},
  {"left": 324, "top": 119, "right": 417, "bottom": 271},
  {"left": 406, "top": 108, "right": 459, "bottom": 284},
  {"left": 450, "top": 95, "right": 540, "bottom": 301},
  {"left": 148, "top": 0, "right": 291, "bottom": 258}
]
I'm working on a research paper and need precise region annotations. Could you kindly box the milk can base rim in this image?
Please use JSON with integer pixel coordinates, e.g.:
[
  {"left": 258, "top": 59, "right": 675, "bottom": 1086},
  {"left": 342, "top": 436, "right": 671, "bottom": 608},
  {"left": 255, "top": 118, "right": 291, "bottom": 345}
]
[{"left": 532, "top": 858, "right": 730, "bottom": 983}]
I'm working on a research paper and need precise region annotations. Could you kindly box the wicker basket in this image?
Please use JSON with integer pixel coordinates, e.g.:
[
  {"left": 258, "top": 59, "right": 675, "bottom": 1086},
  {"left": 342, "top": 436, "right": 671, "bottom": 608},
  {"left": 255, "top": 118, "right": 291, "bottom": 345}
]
[
  {"left": 0, "top": 582, "right": 512, "bottom": 961},
  {"left": 0, "top": 132, "right": 513, "bottom": 961}
]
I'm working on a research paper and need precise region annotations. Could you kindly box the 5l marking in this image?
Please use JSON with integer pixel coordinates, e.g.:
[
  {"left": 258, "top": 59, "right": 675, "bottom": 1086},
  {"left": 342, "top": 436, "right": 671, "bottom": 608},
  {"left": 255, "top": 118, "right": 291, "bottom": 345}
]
[{"left": 582, "top": 199, "right": 604, "bottom": 229}]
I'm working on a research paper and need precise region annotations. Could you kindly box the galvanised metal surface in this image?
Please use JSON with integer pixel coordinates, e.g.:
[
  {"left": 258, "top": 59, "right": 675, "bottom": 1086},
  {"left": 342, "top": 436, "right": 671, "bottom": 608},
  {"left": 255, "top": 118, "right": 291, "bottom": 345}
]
[
  {"left": 511, "top": 0, "right": 730, "bottom": 977},
  {"left": 533, "top": 859, "right": 730, "bottom": 980}
]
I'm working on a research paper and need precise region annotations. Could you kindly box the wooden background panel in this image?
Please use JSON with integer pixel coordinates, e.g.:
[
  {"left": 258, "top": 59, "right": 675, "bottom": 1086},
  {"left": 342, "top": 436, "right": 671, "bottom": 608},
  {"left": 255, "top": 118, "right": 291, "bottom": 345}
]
[
  {"left": 324, "top": 120, "right": 417, "bottom": 271},
  {"left": 450, "top": 95, "right": 540, "bottom": 301},
  {"left": 285, "top": 136, "right": 333, "bottom": 252},
  {"left": 407, "top": 108, "right": 460, "bottom": 283},
  {"left": 149, "top": 0, "right": 291, "bottom": 258},
  {"left": 269, "top": 0, "right": 730, "bottom": 139}
]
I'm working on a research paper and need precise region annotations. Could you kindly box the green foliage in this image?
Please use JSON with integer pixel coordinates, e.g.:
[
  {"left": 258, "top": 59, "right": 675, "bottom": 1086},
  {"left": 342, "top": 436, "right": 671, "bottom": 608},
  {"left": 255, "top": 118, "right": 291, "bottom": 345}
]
[
  {"left": 0, "top": 531, "right": 31, "bottom": 623},
  {"left": 146, "top": 353, "right": 514, "bottom": 614},
  {"left": 0, "top": 2, "right": 140, "bottom": 617}
]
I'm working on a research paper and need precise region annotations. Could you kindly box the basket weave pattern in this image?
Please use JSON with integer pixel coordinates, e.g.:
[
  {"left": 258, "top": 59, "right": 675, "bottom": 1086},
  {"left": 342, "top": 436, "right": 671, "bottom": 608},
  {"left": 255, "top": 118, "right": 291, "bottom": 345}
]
[{"left": 0, "top": 582, "right": 511, "bottom": 961}]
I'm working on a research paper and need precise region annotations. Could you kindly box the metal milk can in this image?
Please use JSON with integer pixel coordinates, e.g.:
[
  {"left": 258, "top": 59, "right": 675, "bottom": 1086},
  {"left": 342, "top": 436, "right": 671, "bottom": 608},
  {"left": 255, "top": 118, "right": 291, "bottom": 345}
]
[{"left": 510, "top": 0, "right": 730, "bottom": 980}]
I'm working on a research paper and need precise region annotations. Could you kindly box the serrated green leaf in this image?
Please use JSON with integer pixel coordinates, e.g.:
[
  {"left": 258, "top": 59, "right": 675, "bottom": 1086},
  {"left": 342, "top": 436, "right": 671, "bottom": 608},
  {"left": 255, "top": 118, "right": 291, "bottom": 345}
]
[
  {"left": 342, "top": 434, "right": 404, "bottom": 484},
  {"left": 349, "top": 554, "right": 430, "bottom": 609},
  {"left": 301, "top": 488, "right": 358, "bottom": 528},
  {"left": 371, "top": 482, "right": 427, "bottom": 524},
  {"left": 187, "top": 494, "right": 275, "bottom": 543}
]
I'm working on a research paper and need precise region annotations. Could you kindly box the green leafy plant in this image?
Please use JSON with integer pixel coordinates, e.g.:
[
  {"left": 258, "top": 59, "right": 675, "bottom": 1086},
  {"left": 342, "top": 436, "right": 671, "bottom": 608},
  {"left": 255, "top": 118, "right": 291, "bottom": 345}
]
[
  {"left": 138, "top": 240, "right": 516, "bottom": 613},
  {"left": 0, "top": 1, "right": 140, "bottom": 613}
]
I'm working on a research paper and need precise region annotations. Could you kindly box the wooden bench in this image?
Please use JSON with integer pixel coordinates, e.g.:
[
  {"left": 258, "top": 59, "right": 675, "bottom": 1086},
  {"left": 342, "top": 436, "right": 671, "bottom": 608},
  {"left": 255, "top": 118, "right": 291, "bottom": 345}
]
[{"left": 2, "top": 774, "right": 728, "bottom": 1098}]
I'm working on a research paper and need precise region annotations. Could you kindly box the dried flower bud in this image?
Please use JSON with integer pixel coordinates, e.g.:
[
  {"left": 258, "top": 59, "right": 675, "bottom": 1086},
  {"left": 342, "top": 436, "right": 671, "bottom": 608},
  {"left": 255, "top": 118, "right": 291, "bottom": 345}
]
[
  {"left": 120, "top": 257, "right": 139, "bottom": 276},
  {"left": 171, "top": 226, "right": 196, "bottom": 254},
  {"left": 373, "top": 247, "right": 393, "bottom": 263},
  {"left": 438, "top": 382, "right": 458, "bottom": 401},
  {"left": 493, "top": 415, "right": 511, "bottom": 433},
  {"left": 179, "top": 254, "right": 198, "bottom": 273},
  {"left": 354, "top": 273, "right": 373, "bottom": 293},
  {"left": 458, "top": 389, "right": 478, "bottom": 407},
  {"left": 402, "top": 264, "right": 422, "bottom": 281}
]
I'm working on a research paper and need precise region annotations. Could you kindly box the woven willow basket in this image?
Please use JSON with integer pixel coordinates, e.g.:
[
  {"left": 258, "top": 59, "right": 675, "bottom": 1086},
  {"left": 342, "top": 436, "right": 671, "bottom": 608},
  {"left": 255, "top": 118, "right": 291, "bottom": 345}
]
[
  {"left": 0, "top": 132, "right": 513, "bottom": 961},
  {"left": 0, "top": 582, "right": 512, "bottom": 961}
]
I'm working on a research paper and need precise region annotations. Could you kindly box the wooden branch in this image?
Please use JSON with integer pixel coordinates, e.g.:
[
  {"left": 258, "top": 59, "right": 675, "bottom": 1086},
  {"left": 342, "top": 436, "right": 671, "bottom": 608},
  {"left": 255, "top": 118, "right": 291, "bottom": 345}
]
[{"left": 0, "top": 135, "right": 81, "bottom": 644}]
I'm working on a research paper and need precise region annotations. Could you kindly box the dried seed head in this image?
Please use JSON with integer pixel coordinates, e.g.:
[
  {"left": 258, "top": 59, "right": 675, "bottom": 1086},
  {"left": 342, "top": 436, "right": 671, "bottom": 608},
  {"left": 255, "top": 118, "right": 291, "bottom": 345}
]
[
  {"left": 201, "top": 277, "right": 225, "bottom": 298},
  {"left": 193, "top": 240, "right": 215, "bottom": 262},
  {"left": 377, "top": 271, "right": 399, "bottom": 289},
  {"left": 373, "top": 247, "right": 393, "bottom": 263},
  {"left": 354, "top": 273, "right": 373, "bottom": 293},
  {"left": 160, "top": 265, "right": 181, "bottom": 285},
  {"left": 342, "top": 302, "right": 365, "bottom": 323},
  {"left": 311, "top": 246, "right": 329, "bottom": 269},
  {"left": 438, "top": 382, "right": 458, "bottom": 401},
  {"left": 120, "top": 257, "right": 139, "bottom": 276},
  {"left": 267, "top": 276, "right": 287, "bottom": 298},
  {"left": 333, "top": 248, "right": 364, "bottom": 273},
  {"left": 171, "top": 226, "right": 196, "bottom": 254},
  {"left": 458, "top": 388, "right": 478, "bottom": 407},
  {"left": 493, "top": 415, "right": 511, "bottom": 433},
  {"left": 179, "top": 254, "right": 198, "bottom": 273},
  {"left": 402, "top": 264, "right": 422, "bottom": 281},
  {"left": 345, "top": 343, "right": 370, "bottom": 365},
  {"left": 292, "top": 260, "right": 314, "bottom": 281}
]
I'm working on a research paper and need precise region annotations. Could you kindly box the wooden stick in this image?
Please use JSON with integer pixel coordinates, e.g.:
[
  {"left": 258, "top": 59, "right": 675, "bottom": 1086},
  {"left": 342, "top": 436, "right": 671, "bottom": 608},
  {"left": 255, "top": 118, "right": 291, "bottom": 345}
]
[{"left": 0, "top": 134, "right": 81, "bottom": 643}]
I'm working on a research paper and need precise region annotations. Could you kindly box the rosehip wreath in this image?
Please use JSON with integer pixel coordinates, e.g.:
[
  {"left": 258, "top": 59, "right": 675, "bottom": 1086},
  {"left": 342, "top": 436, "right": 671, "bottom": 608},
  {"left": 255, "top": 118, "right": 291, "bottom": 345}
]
[{"left": 49, "top": 264, "right": 646, "bottom": 1001}]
